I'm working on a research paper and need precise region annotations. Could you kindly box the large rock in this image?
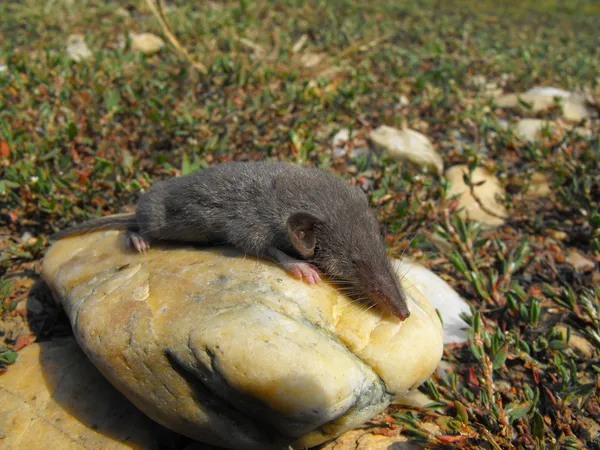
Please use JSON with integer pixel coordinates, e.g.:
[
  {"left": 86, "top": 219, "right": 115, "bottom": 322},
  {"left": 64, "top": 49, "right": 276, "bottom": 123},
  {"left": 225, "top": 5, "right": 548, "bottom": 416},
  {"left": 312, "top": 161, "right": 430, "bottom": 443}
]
[
  {"left": 0, "top": 338, "right": 181, "bottom": 450},
  {"left": 41, "top": 232, "right": 443, "bottom": 450}
]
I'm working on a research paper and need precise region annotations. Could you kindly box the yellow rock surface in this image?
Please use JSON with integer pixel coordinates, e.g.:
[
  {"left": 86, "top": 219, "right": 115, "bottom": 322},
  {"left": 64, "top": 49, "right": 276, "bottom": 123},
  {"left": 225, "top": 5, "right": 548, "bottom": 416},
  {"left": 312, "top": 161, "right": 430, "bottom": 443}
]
[
  {"left": 0, "top": 338, "right": 179, "bottom": 450},
  {"left": 41, "top": 232, "right": 443, "bottom": 449}
]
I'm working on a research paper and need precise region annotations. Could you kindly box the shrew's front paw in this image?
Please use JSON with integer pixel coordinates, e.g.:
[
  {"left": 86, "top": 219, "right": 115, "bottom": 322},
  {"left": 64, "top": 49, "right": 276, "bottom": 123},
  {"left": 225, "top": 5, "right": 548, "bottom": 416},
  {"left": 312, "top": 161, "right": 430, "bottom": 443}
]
[{"left": 285, "top": 261, "right": 321, "bottom": 284}]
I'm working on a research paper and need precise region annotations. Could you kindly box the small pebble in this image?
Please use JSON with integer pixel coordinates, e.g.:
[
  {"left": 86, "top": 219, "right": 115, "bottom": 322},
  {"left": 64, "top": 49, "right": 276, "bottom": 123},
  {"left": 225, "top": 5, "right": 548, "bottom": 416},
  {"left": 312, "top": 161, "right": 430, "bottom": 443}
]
[
  {"left": 565, "top": 251, "right": 595, "bottom": 272},
  {"left": 332, "top": 128, "right": 350, "bottom": 147},
  {"left": 398, "top": 94, "right": 410, "bottom": 106},
  {"left": 555, "top": 325, "right": 595, "bottom": 358},
  {"left": 349, "top": 148, "right": 369, "bottom": 159},
  {"left": 333, "top": 147, "right": 346, "bottom": 158},
  {"left": 548, "top": 229, "right": 568, "bottom": 240},
  {"left": 130, "top": 32, "right": 165, "bottom": 55},
  {"left": 66, "top": 34, "right": 92, "bottom": 61},
  {"left": 21, "top": 232, "right": 34, "bottom": 241}
]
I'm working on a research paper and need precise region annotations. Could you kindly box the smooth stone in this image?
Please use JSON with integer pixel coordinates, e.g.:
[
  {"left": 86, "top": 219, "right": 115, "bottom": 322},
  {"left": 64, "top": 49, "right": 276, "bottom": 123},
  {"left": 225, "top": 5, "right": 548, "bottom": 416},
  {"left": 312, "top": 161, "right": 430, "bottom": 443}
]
[
  {"left": 333, "top": 128, "right": 350, "bottom": 147},
  {"left": 525, "top": 86, "right": 572, "bottom": 98},
  {"left": 565, "top": 251, "right": 595, "bottom": 272},
  {"left": 396, "top": 259, "right": 470, "bottom": 344},
  {"left": 547, "top": 229, "right": 568, "bottom": 241},
  {"left": 496, "top": 87, "right": 593, "bottom": 122},
  {"left": 554, "top": 325, "right": 595, "bottom": 358},
  {"left": 398, "top": 95, "right": 410, "bottom": 106},
  {"left": 333, "top": 147, "right": 347, "bottom": 158},
  {"left": 573, "top": 127, "right": 593, "bottom": 138},
  {"left": 350, "top": 148, "right": 369, "bottom": 159},
  {"left": 392, "top": 389, "right": 435, "bottom": 409},
  {"left": 318, "top": 429, "right": 422, "bottom": 450},
  {"left": 130, "top": 32, "right": 165, "bottom": 55},
  {"left": 66, "top": 34, "right": 92, "bottom": 61},
  {"left": 332, "top": 128, "right": 350, "bottom": 157},
  {"left": 445, "top": 165, "right": 507, "bottom": 227},
  {"left": 467, "top": 75, "right": 502, "bottom": 97},
  {"left": 523, "top": 172, "right": 552, "bottom": 198},
  {"left": 467, "top": 74, "right": 487, "bottom": 88},
  {"left": 495, "top": 93, "right": 552, "bottom": 110},
  {"left": 299, "top": 52, "right": 325, "bottom": 68},
  {"left": 368, "top": 126, "right": 443, "bottom": 175},
  {"left": 316, "top": 123, "right": 341, "bottom": 141},
  {"left": 41, "top": 232, "right": 443, "bottom": 450},
  {"left": 21, "top": 231, "right": 35, "bottom": 242},
  {"left": 561, "top": 100, "right": 593, "bottom": 122},
  {"left": 116, "top": 7, "right": 131, "bottom": 18},
  {"left": 0, "top": 339, "right": 179, "bottom": 449},
  {"left": 515, "top": 119, "right": 553, "bottom": 143}
]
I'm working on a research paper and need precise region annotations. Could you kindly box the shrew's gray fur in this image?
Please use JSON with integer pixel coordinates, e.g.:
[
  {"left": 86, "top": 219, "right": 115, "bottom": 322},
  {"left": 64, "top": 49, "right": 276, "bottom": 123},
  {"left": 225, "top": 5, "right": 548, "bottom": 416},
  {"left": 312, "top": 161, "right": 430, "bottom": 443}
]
[{"left": 52, "top": 161, "right": 410, "bottom": 320}]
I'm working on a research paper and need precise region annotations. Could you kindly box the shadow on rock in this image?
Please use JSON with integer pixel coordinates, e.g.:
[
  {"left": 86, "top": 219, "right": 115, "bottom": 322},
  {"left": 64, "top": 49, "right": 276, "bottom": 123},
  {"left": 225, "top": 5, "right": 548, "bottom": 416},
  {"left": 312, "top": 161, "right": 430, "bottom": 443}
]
[
  {"left": 21, "top": 281, "right": 190, "bottom": 449},
  {"left": 37, "top": 337, "right": 189, "bottom": 449}
]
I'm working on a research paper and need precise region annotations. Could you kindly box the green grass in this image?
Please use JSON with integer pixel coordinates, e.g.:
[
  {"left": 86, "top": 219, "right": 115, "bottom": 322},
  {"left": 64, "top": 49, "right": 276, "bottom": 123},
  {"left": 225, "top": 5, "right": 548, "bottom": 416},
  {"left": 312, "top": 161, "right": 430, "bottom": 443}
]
[{"left": 1, "top": 0, "right": 599, "bottom": 448}]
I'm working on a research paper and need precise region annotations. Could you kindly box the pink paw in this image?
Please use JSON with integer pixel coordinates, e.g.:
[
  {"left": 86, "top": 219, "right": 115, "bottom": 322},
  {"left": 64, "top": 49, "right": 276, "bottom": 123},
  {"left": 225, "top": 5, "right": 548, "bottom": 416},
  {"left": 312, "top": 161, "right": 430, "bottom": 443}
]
[
  {"left": 288, "top": 262, "right": 322, "bottom": 284},
  {"left": 130, "top": 233, "right": 150, "bottom": 253}
]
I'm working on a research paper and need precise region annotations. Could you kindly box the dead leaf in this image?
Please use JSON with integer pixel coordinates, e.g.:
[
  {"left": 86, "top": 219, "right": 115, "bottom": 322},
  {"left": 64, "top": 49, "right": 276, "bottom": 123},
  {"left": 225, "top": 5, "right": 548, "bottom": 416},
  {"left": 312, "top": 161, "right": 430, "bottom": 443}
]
[
  {"left": 437, "top": 433, "right": 476, "bottom": 444},
  {"left": 370, "top": 427, "right": 400, "bottom": 437},
  {"left": 467, "top": 366, "right": 480, "bottom": 387},
  {"left": 0, "top": 140, "right": 9, "bottom": 159},
  {"left": 75, "top": 168, "right": 92, "bottom": 182}
]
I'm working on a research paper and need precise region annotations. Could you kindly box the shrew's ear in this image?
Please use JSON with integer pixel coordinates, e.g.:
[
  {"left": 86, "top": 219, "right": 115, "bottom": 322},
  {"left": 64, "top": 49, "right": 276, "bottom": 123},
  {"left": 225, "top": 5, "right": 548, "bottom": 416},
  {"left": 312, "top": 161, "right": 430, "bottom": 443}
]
[{"left": 287, "top": 212, "right": 323, "bottom": 258}]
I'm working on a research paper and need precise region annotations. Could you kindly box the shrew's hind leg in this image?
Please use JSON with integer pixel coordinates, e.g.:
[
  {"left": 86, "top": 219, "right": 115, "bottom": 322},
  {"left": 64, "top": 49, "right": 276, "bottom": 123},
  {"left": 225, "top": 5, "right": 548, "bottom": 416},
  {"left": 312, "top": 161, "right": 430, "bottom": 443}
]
[{"left": 128, "top": 230, "right": 150, "bottom": 253}]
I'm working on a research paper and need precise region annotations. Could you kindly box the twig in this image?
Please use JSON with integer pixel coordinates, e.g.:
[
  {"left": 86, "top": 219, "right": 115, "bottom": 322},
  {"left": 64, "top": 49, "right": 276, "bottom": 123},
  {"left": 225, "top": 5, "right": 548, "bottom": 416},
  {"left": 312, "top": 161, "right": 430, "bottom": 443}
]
[
  {"left": 308, "top": 32, "right": 395, "bottom": 78},
  {"left": 144, "top": 1, "right": 395, "bottom": 81},
  {"left": 144, "top": 0, "right": 207, "bottom": 73}
]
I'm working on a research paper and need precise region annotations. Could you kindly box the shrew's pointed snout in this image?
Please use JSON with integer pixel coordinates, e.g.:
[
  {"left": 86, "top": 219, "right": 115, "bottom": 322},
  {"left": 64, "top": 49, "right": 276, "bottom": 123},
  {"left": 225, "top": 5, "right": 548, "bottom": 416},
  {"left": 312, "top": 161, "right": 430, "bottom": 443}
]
[
  {"left": 372, "top": 292, "right": 410, "bottom": 321},
  {"left": 391, "top": 299, "right": 411, "bottom": 321},
  {"left": 367, "top": 271, "right": 411, "bottom": 321}
]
